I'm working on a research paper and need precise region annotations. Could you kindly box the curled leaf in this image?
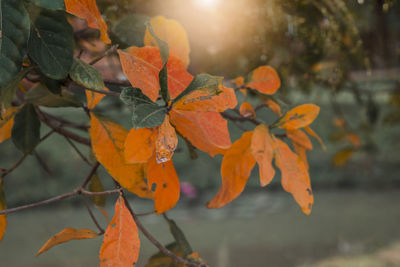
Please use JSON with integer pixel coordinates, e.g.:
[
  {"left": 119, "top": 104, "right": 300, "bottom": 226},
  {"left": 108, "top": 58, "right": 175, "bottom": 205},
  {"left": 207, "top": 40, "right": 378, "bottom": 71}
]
[
  {"left": 304, "top": 126, "right": 326, "bottom": 150},
  {"left": 278, "top": 104, "right": 320, "bottom": 130},
  {"left": 265, "top": 99, "right": 282, "bottom": 116},
  {"left": 147, "top": 155, "right": 180, "bottom": 214},
  {"left": 100, "top": 196, "right": 140, "bottom": 266},
  {"left": 250, "top": 125, "right": 275, "bottom": 187},
  {"left": 155, "top": 115, "right": 178, "bottom": 163},
  {"left": 239, "top": 102, "right": 256, "bottom": 119},
  {"left": 245, "top": 65, "right": 281, "bottom": 95},
  {"left": 65, "top": 0, "right": 111, "bottom": 44},
  {"left": 37, "top": 227, "right": 98, "bottom": 256},
  {"left": 207, "top": 132, "right": 256, "bottom": 209}
]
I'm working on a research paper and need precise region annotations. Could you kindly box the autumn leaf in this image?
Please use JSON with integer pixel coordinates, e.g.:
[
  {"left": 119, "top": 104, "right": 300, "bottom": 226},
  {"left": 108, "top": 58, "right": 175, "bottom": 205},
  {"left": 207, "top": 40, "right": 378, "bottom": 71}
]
[
  {"left": 146, "top": 155, "right": 180, "bottom": 214},
  {"left": 146, "top": 242, "right": 185, "bottom": 267},
  {"left": 0, "top": 178, "right": 6, "bottom": 241},
  {"left": 100, "top": 196, "right": 140, "bottom": 266},
  {"left": 265, "top": 98, "right": 282, "bottom": 116},
  {"left": 207, "top": 132, "right": 256, "bottom": 209},
  {"left": 245, "top": 65, "right": 281, "bottom": 95},
  {"left": 234, "top": 76, "right": 245, "bottom": 87},
  {"left": 89, "top": 114, "right": 152, "bottom": 198},
  {"left": 144, "top": 16, "right": 190, "bottom": 68},
  {"left": 86, "top": 87, "right": 108, "bottom": 110},
  {"left": 250, "top": 125, "right": 275, "bottom": 187},
  {"left": 287, "top": 129, "right": 313, "bottom": 150},
  {"left": 0, "top": 107, "right": 18, "bottom": 143},
  {"left": 347, "top": 133, "right": 361, "bottom": 148},
  {"left": 36, "top": 227, "right": 98, "bottom": 256},
  {"left": 124, "top": 127, "right": 156, "bottom": 164},
  {"left": 239, "top": 102, "right": 256, "bottom": 119},
  {"left": 155, "top": 115, "right": 178, "bottom": 163},
  {"left": 170, "top": 110, "right": 231, "bottom": 156},
  {"left": 273, "top": 136, "right": 313, "bottom": 215},
  {"left": 278, "top": 104, "right": 320, "bottom": 130},
  {"left": 118, "top": 47, "right": 193, "bottom": 102},
  {"left": 333, "top": 148, "right": 354, "bottom": 167},
  {"left": 65, "top": 0, "right": 111, "bottom": 44},
  {"left": 304, "top": 126, "right": 326, "bottom": 150}
]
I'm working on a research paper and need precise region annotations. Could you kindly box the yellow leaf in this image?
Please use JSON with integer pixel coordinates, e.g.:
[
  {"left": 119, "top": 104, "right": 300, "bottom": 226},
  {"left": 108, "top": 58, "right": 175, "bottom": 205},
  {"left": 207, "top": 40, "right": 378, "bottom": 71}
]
[
  {"left": 144, "top": 16, "right": 190, "bottom": 68},
  {"left": 173, "top": 85, "right": 237, "bottom": 112},
  {"left": 89, "top": 114, "right": 153, "bottom": 198},
  {"left": 246, "top": 65, "right": 281, "bottom": 95},
  {"left": 124, "top": 127, "right": 155, "bottom": 164},
  {"left": 278, "top": 104, "right": 320, "bottom": 130},
  {"left": 155, "top": 115, "right": 177, "bottom": 163},
  {"left": 250, "top": 125, "right": 275, "bottom": 187},
  {"left": 207, "top": 132, "right": 256, "bottom": 209},
  {"left": 100, "top": 196, "right": 140, "bottom": 266},
  {"left": 147, "top": 155, "right": 180, "bottom": 214},
  {"left": 273, "top": 136, "right": 313, "bottom": 215},
  {"left": 333, "top": 148, "right": 354, "bottom": 167},
  {"left": 36, "top": 227, "right": 98, "bottom": 256},
  {"left": 0, "top": 107, "right": 18, "bottom": 143},
  {"left": 170, "top": 110, "right": 231, "bottom": 157},
  {"left": 65, "top": 0, "right": 110, "bottom": 44},
  {"left": 86, "top": 87, "right": 108, "bottom": 110},
  {"left": 239, "top": 102, "right": 256, "bottom": 119},
  {"left": 0, "top": 178, "right": 6, "bottom": 241}
]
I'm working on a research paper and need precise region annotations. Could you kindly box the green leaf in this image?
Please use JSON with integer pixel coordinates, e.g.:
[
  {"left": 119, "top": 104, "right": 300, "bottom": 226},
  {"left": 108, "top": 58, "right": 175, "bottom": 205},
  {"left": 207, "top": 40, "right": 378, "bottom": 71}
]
[
  {"left": 132, "top": 103, "right": 166, "bottom": 129},
  {"left": 88, "top": 173, "right": 106, "bottom": 207},
  {"left": 0, "top": 0, "right": 30, "bottom": 88},
  {"left": 28, "top": 8, "right": 74, "bottom": 79},
  {"left": 70, "top": 58, "right": 105, "bottom": 91},
  {"left": 0, "top": 67, "right": 33, "bottom": 110},
  {"left": 25, "top": 83, "right": 82, "bottom": 107},
  {"left": 173, "top": 74, "right": 223, "bottom": 104},
  {"left": 145, "top": 22, "right": 170, "bottom": 103},
  {"left": 166, "top": 218, "right": 193, "bottom": 257},
  {"left": 120, "top": 87, "right": 154, "bottom": 106},
  {"left": 11, "top": 104, "right": 41, "bottom": 154},
  {"left": 31, "top": 0, "right": 65, "bottom": 10},
  {"left": 112, "top": 14, "right": 149, "bottom": 47}
]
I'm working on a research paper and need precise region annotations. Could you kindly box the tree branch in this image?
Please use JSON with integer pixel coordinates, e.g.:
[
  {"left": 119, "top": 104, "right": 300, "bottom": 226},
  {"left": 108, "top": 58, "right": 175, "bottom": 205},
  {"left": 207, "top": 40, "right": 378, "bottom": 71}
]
[
  {"left": 81, "top": 194, "right": 105, "bottom": 234},
  {"left": 89, "top": 45, "right": 119, "bottom": 65}
]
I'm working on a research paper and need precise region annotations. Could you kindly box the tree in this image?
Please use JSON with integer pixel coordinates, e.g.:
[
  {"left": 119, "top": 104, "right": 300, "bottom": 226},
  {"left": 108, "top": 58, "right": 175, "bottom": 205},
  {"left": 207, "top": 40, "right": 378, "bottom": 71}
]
[{"left": 0, "top": 0, "right": 323, "bottom": 265}]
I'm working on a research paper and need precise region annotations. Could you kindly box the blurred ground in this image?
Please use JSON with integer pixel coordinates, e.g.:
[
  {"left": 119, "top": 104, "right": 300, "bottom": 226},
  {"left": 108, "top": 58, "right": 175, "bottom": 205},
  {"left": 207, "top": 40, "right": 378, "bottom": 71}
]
[{"left": 0, "top": 190, "right": 399, "bottom": 267}]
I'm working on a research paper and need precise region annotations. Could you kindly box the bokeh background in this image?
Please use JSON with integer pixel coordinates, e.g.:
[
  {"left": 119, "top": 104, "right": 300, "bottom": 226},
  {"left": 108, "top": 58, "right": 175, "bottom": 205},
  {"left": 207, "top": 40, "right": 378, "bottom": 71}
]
[{"left": 1, "top": 0, "right": 400, "bottom": 266}]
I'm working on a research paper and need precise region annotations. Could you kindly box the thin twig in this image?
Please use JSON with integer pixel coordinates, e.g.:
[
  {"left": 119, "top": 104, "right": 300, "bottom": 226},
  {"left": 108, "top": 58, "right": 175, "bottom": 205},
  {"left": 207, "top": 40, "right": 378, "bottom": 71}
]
[
  {"left": 64, "top": 137, "right": 92, "bottom": 166},
  {"left": 84, "top": 87, "right": 120, "bottom": 97},
  {"left": 89, "top": 45, "right": 119, "bottom": 65},
  {"left": 81, "top": 162, "right": 100, "bottom": 188},
  {"left": 42, "top": 112, "right": 89, "bottom": 132},
  {"left": 33, "top": 151, "right": 52, "bottom": 176},
  {"left": 121, "top": 193, "right": 208, "bottom": 267},
  {"left": 81, "top": 194, "right": 105, "bottom": 234},
  {"left": 81, "top": 189, "right": 122, "bottom": 196}
]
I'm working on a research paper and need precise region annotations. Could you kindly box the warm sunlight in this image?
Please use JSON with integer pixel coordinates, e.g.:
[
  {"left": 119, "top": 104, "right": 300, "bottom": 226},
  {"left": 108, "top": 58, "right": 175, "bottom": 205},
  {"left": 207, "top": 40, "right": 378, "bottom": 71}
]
[{"left": 193, "top": 0, "right": 220, "bottom": 9}]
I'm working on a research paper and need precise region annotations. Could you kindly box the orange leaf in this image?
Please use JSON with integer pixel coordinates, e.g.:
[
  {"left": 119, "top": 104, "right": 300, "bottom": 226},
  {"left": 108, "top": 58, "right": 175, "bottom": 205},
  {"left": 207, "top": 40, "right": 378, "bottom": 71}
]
[
  {"left": 118, "top": 47, "right": 193, "bottom": 102},
  {"left": 65, "top": 0, "right": 110, "bottom": 44},
  {"left": 89, "top": 114, "right": 152, "bottom": 198},
  {"left": 292, "top": 143, "right": 309, "bottom": 170},
  {"left": 304, "top": 126, "right": 326, "bottom": 150},
  {"left": 0, "top": 107, "right": 18, "bottom": 143},
  {"left": 155, "top": 115, "right": 177, "bottom": 163},
  {"left": 144, "top": 16, "right": 190, "bottom": 68},
  {"left": 278, "top": 104, "right": 320, "bottom": 130},
  {"left": 207, "top": 132, "right": 256, "bottom": 208},
  {"left": 170, "top": 110, "right": 231, "bottom": 156},
  {"left": 147, "top": 155, "right": 180, "bottom": 214},
  {"left": 239, "top": 102, "right": 256, "bottom": 119},
  {"left": 347, "top": 133, "right": 361, "bottom": 148},
  {"left": 246, "top": 65, "right": 281, "bottom": 95},
  {"left": 124, "top": 127, "right": 155, "bottom": 164},
  {"left": 37, "top": 227, "right": 98, "bottom": 256},
  {"left": 273, "top": 137, "right": 313, "bottom": 215},
  {"left": 265, "top": 99, "right": 282, "bottom": 116},
  {"left": 286, "top": 129, "right": 313, "bottom": 150},
  {"left": 234, "top": 76, "right": 244, "bottom": 87},
  {"left": 173, "top": 85, "right": 237, "bottom": 112},
  {"left": 86, "top": 87, "right": 108, "bottom": 110},
  {"left": 100, "top": 196, "right": 140, "bottom": 266},
  {"left": 0, "top": 178, "right": 6, "bottom": 241},
  {"left": 250, "top": 125, "right": 275, "bottom": 187}
]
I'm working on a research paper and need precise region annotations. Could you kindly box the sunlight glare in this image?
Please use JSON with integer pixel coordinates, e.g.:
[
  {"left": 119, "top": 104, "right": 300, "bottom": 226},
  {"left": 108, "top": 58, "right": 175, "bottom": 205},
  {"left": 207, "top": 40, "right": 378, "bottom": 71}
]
[{"left": 194, "top": 0, "right": 220, "bottom": 9}]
